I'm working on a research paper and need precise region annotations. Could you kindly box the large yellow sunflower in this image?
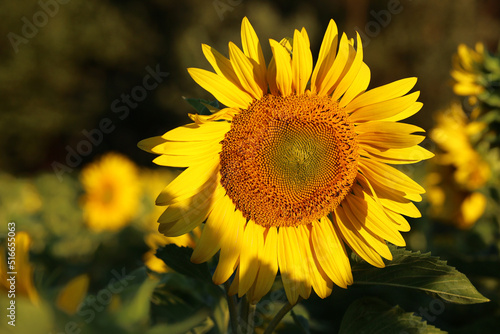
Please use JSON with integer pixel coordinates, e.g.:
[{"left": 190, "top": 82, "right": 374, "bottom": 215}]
[
  {"left": 80, "top": 152, "right": 140, "bottom": 232},
  {"left": 139, "top": 17, "right": 433, "bottom": 304}
]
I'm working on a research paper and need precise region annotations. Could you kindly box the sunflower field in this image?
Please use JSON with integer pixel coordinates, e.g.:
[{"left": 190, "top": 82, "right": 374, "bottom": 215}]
[{"left": 1, "top": 1, "right": 500, "bottom": 333}]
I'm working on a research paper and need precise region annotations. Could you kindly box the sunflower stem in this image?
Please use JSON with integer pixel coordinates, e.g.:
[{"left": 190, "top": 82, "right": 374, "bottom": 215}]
[
  {"left": 240, "top": 295, "right": 248, "bottom": 326},
  {"left": 224, "top": 282, "right": 240, "bottom": 334},
  {"left": 240, "top": 295, "right": 257, "bottom": 334},
  {"left": 245, "top": 302, "right": 257, "bottom": 334},
  {"left": 263, "top": 297, "right": 302, "bottom": 334}
]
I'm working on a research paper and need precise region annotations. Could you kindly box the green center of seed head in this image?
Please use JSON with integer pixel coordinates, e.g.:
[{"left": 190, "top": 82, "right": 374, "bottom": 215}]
[{"left": 269, "top": 128, "right": 334, "bottom": 195}]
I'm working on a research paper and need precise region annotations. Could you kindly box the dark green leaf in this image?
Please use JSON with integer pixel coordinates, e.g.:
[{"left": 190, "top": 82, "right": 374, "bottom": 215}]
[
  {"left": 146, "top": 308, "right": 212, "bottom": 334},
  {"left": 156, "top": 244, "right": 212, "bottom": 282},
  {"left": 352, "top": 246, "right": 490, "bottom": 304},
  {"left": 115, "top": 268, "right": 159, "bottom": 327},
  {"left": 339, "top": 297, "right": 446, "bottom": 334},
  {"left": 183, "top": 97, "right": 219, "bottom": 115},
  {"left": 150, "top": 272, "right": 228, "bottom": 334},
  {"left": 483, "top": 50, "right": 500, "bottom": 73}
]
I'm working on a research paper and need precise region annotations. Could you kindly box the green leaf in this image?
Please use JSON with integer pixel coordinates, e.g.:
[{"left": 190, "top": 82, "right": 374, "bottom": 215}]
[
  {"left": 146, "top": 308, "right": 212, "bottom": 334},
  {"left": 351, "top": 246, "right": 490, "bottom": 304},
  {"left": 183, "top": 97, "right": 220, "bottom": 115},
  {"left": 339, "top": 297, "right": 446, "bottom": 334},
  {"left": 483, "top": 50, "right": 500, "bottom": 74},
  {"left": 150, "top": 272, "right": 228, "bottom": 334},
  {"left": 115, "top": 267, "right": 160, "bottom": 328},
  {"left": 156, "top": 245, "right": 212, "bottom": 282}
]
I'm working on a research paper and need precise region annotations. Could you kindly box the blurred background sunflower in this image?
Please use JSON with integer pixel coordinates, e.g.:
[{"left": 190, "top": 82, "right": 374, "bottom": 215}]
[{"left": 1, "top": 1, "right": 500, "bottom": 333}]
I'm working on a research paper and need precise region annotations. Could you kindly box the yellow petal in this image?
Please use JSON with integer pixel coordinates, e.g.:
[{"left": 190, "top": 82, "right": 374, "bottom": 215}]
[
  {"left": 138, "top": 136, "right": 166, "bottom": 153},
  {"left": 241, "top": 17, "right": 267, "bottom": 93},
  {"left": 158, "top": 185, "right": 224, "bottom": 237},
  {"left": 358, "top": 169, "right": 422, "bottom": 202},
  {"left": 188, "top": 68, "right": 253, "bottom": 109},
  {"left": 251, "top": 227, "right": 279, "bottom": 303},
  {"left": 340, "top": 62, "right": 371, "bottom": 108},
  {"left": 191, "top": 194, "right": 235, "bottom": 263},
  {"left": 378, "top": 197, "right": 422, "bottom": 218},
  {"left": 300, "top": 27, "right": 310, "bottom": 48},
  {"left": 297, "top": 225, "right": 333, "bottom": 299},
  {"left": 334, "top": 207, "right": 389, "bottom": 267},
  {"left": 331, "top": 33, "right": 364, "bottom": 101},
  {"left": 293, "top": 227, "right": 312, "bottom": 300},
  {"left": 344, "top": 191, "right": 406, "bottom": 246},
  {"left": 153, "top": 145, "right": 220, "bottom": 167},
  {"left": 359, "top": 134, "right": 424, "bottom": 151},
  {"left": 347, "top": 77, "right": 417, "bottom": 111},
  {"left": 278, "top": 226, "right": 308, "bottom": 304},
  {"left": 311, "top": 217, "right": 352, "bottom": 287},
  {"left": 348, "top": 92, "right": 420, "bottom": 123},
  {"left": 292, "top": 29, "right": 313, "bottom": 94},
  {"left": 382, "top": 102, "right": 423, "bottom": 122},
  {"left": 353, "top": 185, "right": 408, "bottom": 240},
  {"left": 202, "top": 44, "right": 241, "bottom": 89},
  {"left": 267, "top": 38, "right": 292, "bottom": 96},
  {"left": 149, "top": 138, "right": 220, "bottom": 156},
  {"left": 213, "top": 208, "right": 245, "bottom": 285},
  {"left": 269, "top": 39, "right": 293, "bottom": 96},
  {"left": 158, "top": 184, "right": 217, "bottom": 223},
  {"left": 267, "top": 57, "right": 279, "bottom": 95},
  {"left": 156, "top": 156, "right": 219, "bottom": 205},
  {"left": 161, "top": 121, "right": 231, "bottom": 142},
  {"left": 384, "top": 209, "right": 411, "bottom": 232},
  {"left": 317, "top": 33, "right": 350, "bottom": 96},
  {"left": 311, "top": 19, "right": 339, "bottom": 94},
  {"left": 229, "top": 42, "right": 265, "bottom": 99},
  {"left": 359, "top": 145, "right": 434, "bottom": 165},
  {"left": 238, "top": 220, "right": 264, "bottom": 297},
  {"left": 355, "top": 121, "right": 424, "bottom": 135},
  {"left": 359, "top": 158, "right": 425, "bottom": 194}
]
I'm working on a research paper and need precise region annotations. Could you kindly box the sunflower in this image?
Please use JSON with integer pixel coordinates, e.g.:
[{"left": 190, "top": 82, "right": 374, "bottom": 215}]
[
  {"left": 139, "top": 17, "right": 432, "bottom": 304},
  {"left": 428, "top": 103, "right": 489, "bottom": 228},
  {"left": 80, "top": 152, "right": 140, "bottom": 232},
  {"left": 451, "top": 42, "right": 486, "bottom": 97},
  {"left": 431, "top": 103, "right": 489, "bottom": 191}
]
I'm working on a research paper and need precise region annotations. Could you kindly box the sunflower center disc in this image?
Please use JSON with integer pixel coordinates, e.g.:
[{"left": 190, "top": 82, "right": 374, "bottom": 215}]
[{"left": 219, "top": 94, "right": 359, "bottom": 228}]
